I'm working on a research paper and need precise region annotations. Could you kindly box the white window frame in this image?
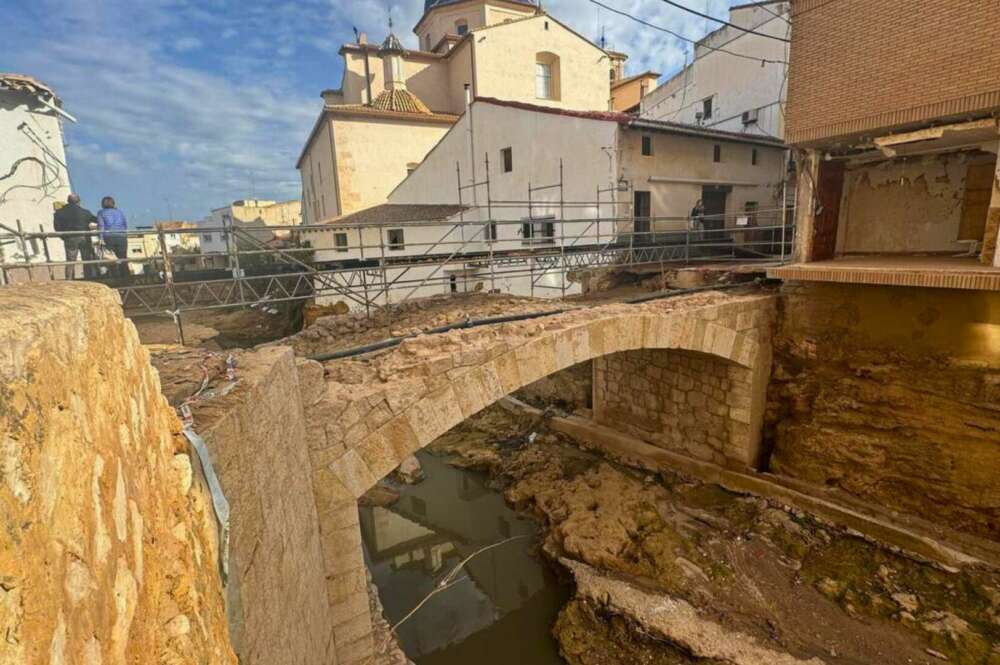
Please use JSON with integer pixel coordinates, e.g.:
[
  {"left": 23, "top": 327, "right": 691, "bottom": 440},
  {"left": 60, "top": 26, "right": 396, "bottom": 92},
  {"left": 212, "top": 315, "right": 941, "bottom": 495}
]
[{"left": 535, "top": 62, "right": 553, "bottom": 99}]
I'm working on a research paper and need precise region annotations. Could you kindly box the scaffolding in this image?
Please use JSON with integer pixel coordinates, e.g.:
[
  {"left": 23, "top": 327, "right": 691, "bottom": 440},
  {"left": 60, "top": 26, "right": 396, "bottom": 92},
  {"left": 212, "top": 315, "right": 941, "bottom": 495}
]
[{"left": 0, "top": 154, "right": 795, "bottom": 344}]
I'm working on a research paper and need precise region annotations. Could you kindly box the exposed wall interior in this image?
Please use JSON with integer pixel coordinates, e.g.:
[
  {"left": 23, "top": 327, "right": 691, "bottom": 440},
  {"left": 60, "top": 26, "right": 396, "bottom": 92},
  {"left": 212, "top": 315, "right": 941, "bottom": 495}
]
[
  {"left": 835, "top": 151, "right": 996, "bottom": 255},
  {"left": 765, "top": 282, "right": 1000, "bottom": 540}
]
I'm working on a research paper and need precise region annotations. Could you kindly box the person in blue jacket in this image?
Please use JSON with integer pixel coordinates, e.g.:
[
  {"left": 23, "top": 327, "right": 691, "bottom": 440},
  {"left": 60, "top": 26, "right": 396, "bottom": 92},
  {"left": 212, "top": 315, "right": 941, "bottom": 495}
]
[{"left": 96, "top": 196, "right": 129, "bottom": 278}]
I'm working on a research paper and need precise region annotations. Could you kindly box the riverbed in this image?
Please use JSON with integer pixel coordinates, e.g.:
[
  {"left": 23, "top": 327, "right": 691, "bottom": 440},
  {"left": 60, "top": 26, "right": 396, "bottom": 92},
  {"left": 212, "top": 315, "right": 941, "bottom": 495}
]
[{"left": 359, "top": 451, "right": 570, "bottom": 664}]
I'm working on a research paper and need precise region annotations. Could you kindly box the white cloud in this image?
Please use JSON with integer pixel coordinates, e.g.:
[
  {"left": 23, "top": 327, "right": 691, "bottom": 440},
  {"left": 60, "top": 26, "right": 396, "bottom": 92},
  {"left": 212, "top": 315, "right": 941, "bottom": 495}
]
[
  {"left": 174, "top": 36, "right": 203, "bottom": 52},
  {"left": 2, "top": 0, "right": 740, "bottom": 221}
]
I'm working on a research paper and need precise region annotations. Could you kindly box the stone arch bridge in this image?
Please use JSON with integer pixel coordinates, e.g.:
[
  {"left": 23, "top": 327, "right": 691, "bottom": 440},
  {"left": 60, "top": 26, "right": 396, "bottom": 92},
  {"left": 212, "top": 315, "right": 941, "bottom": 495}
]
[{"left": 300, "top": 290, "right": 777, "bottom": 664}]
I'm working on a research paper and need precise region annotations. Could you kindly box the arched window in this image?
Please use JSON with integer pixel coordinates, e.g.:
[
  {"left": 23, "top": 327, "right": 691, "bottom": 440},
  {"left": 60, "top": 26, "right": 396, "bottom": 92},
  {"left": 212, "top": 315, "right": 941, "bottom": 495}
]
[
  {"left": 455, "top": 19, "right": 468, "bottom": 36},
  {"left": 535, "top": 52, "right": 560, "bottom": 100}
]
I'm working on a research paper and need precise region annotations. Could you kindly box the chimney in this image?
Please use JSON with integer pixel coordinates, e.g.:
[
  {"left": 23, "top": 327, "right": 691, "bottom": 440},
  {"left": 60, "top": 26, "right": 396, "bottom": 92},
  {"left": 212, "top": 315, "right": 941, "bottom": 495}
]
[{"left": 358, "top": 32, "right": 368, "bottom": 45}]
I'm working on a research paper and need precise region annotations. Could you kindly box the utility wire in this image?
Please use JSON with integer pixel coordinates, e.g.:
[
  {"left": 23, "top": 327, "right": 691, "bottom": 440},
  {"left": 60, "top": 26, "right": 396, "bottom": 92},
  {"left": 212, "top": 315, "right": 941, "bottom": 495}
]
[
  {"left": 657, "top": 0, "right": 790, "bottom": 42},
  {"left": 757, "top": 1, "right": 792, "bottom": 25},
  {"left": 589, "top": 0, "right": 788, "bottom": 66}
]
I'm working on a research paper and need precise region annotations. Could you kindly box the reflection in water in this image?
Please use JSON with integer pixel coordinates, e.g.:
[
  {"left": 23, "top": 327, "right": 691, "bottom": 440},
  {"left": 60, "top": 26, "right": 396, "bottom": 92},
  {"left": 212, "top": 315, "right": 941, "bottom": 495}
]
[{"left": 359, "top": 452, "right": 568, "bottom": 664}]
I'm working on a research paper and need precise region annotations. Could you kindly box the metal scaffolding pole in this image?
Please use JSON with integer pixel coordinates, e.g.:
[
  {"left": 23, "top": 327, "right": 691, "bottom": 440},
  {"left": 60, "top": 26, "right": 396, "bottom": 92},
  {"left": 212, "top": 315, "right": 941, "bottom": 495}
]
[{"left": 484, "top": 152, "right": 495, "bottom": 294}]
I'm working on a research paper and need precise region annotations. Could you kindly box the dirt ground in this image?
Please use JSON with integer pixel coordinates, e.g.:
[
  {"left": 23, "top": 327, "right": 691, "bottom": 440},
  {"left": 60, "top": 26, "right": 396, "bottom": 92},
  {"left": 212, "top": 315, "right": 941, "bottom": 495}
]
[
  {"left": 425, "top": 404, "right": 1000, "bottom": 665},
  {"left": 280, "top": 293, "right": 569, "bottom": 357},
  {"left": 132, "top": 302, "right": 302, "bottom": 349}
]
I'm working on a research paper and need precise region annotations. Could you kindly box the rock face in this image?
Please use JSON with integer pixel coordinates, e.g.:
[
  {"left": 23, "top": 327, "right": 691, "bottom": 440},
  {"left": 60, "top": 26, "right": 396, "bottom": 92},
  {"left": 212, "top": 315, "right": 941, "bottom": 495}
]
[
  {"left": 0, "top": 283, "right": 235, "bottom": 664},
  {"left": 766, "top": 283, "right": 1000, "bottom": 541}
]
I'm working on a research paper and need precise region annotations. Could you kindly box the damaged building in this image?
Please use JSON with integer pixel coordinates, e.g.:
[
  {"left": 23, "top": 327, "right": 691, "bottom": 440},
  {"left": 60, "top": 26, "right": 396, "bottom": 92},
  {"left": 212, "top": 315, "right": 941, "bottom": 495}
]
[{"left": 767, "top": 0, "right": 1000, "bottom": 539}]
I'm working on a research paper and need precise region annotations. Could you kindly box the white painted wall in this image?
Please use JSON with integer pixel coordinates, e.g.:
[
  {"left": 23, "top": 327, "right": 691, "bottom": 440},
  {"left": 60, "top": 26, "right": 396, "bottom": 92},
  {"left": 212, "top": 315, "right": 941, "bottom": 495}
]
[
  {"left": 0, "top": 84, "right": 72, "bottom": 263},
  {"left": 640, "top": 2, "right": 790, "bottom": 140}
]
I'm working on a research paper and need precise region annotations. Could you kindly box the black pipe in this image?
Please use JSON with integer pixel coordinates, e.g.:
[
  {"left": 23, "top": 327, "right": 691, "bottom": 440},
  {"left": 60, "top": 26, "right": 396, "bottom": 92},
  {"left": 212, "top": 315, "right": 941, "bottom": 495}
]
[{"left": 306, "top": 278, "right": 771, "bottom": 362}]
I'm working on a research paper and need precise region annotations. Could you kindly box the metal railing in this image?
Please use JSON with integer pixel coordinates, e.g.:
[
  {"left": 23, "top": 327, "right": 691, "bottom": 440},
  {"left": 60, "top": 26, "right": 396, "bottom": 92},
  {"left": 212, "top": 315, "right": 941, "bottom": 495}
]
[{"left": 0, "top": 207, "right": 794, "bottom": 343}]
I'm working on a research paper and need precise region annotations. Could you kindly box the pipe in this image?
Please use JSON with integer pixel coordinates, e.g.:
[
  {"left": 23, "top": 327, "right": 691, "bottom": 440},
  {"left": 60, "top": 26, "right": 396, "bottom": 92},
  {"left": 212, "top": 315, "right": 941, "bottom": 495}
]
[{"left": 306, "top": 278, "right": 771, "bottom": 362}]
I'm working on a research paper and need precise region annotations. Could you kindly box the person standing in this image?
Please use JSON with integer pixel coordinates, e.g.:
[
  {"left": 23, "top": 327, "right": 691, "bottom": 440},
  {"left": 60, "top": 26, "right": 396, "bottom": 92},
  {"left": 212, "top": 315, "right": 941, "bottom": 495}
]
[
  {"left": 53, "top": 193, "right": 97, "bottom": 279},
  {"left": 96, "top": 196, "right": 129, "bottom": 279},
  {"left": 689, "top": 199, "right": 705, "bottom": 231}
]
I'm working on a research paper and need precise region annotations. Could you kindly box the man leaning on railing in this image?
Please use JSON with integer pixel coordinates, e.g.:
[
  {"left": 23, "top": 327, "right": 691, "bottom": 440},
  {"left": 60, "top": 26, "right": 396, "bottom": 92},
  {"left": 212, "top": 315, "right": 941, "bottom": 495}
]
[{"left": 52, "top": 193, "right": 98, "bottom": 280}]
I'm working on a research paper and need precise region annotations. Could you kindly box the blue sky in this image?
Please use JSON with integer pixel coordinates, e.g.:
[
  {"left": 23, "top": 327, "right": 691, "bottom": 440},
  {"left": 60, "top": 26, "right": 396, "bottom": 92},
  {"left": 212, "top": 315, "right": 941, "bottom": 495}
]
[{"left": 3, "top": 0, "right": 736, "bottom": 225}]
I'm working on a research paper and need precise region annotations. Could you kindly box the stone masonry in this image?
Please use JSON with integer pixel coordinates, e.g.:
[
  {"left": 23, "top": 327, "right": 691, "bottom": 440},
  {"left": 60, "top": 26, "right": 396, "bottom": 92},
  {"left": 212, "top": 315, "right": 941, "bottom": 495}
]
[
  {"left": 190, "top": 347, "right": 338, "bottom": 665},
  {"left": 594, "top": 349, "right": 758, "bottom": 469},
  {"left": 0, "top": 283, "right": 235, "bottom": 665},
  {"left": 304, "top": 290, "right": 777, "bottom": 664}
]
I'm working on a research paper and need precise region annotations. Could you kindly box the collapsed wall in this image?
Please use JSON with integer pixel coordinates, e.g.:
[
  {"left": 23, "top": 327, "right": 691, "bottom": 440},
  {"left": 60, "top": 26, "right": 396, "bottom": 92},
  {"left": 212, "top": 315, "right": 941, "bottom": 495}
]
[
  {"left": 766, "top": 282, "right": 1000, "bottom": 541},
  {"left": 0, "top": 283, "right": 234, "bottom": 664}
]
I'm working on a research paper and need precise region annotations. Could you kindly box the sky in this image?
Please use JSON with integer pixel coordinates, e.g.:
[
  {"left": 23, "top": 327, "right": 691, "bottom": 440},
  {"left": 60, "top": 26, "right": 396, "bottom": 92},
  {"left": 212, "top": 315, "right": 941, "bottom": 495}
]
[{"left": 3, "top": 0, "right": 739, "bottom": 226}]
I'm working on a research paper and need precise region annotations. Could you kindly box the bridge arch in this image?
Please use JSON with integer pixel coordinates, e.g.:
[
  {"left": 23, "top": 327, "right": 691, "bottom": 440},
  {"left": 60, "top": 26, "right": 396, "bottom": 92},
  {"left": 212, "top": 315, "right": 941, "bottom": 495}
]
[{"left": 307, "top": 292, "right": 775, "bottom": 662}]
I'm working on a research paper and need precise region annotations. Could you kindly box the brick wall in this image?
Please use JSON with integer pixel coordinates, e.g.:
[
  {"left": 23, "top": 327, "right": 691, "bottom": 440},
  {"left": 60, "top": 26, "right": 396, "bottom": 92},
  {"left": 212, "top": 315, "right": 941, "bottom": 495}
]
[
  {"left": 592, "top": 349, "right": 756, "bottom": 469},
  {"left": 787, "top": 0, "right": 1000, "bottom": 145}
]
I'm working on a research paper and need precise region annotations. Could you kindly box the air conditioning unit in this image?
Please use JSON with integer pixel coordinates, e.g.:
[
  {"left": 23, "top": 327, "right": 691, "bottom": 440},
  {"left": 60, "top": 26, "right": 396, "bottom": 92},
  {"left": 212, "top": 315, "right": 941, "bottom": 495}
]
[{"left": 742, "top": 108, "right": 759, "bottom": 125}]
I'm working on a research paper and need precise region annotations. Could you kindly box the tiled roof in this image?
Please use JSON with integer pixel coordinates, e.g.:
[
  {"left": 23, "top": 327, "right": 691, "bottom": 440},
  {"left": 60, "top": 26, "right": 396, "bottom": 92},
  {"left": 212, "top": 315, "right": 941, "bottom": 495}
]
[
  {"left": 319, "top": 204, "right": 469, "bottom": 227},
  {"left": 474, "top": 97, "right": 634, "bottom": 123},
  {"left": 611, "top": 70, "right": 661, "bottom": 90},
  {"left": 0, "top": 73, "right": 57, "bottom": 99},
  {"left": 370, "top": 88, "right": 432, "bottom": 115}
]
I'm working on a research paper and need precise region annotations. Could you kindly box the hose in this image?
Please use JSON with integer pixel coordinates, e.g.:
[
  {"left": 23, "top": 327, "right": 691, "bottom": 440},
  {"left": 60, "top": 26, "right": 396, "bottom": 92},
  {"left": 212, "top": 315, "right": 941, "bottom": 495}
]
[{"left": 306, "top": 277, "right": 773, "bottom": 362}]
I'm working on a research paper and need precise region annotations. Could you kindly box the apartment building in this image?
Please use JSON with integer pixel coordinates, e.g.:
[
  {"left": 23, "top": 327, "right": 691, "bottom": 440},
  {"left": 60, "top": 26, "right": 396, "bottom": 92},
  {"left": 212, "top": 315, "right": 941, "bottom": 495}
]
[
  {"left": 640, "top": 1, "right": 790, "bottom": 140},
  {"left": 772, "top": 0, "right": 1000, "bottom": 286}
]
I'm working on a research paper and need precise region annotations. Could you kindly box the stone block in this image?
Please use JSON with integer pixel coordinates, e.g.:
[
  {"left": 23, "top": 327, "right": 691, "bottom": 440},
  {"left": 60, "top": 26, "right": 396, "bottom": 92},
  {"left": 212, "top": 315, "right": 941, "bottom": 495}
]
[
  {"left": 334, "top": 613, "right": 373, "bottom": 650},
  {"left": 326, "top": 567, "right": 368, "bottom": 605},
  {"left": 331, "top": 449, "right": 376, "bottom": 498},
  {"left": 375, "top": 416, "right": 421, "bottom": 460},
  {"left": 404, "top": 386, "right": 464, "bottom": 448},
  {"left": 514, "top": 336, "right": 558, "bottom": 386},
  {"left": 451, "top": 364, "right": 506, "bottom": 419},
  {"left": 355, "top": 433, "right": 400, "bottom": 481},
  {"left": 329, "top": 591, "right": 370, "bottom": 627},
  {"left": 337, "top": 633, "right": 375, "bottom": 665},
  {"left": 492, "top": 353, "right": 522, "bottom": 396}
]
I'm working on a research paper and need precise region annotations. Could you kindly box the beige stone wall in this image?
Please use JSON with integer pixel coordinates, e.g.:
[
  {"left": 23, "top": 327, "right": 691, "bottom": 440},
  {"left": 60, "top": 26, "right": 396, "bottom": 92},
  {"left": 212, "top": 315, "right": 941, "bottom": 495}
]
[
  {"left": 766, "top": 282, "right": 1000, "bottom": 541},
  {"left": 593, "top": 349, "right": 757, "bottom": 469},
  {"left": 302, "top": 118, "right": 338, "bottom": 224},
  {"left": 473, "top": 16, "right": 610, "bottom": 112},
  {"left": 0, "top": 283, "right": 234, "bottom": 665},
  {"left": 331, "top": 115, "right": 452, "bottom": 215},
  {"left": 191, "top": 347, "right": 336, "bottom": 665},
  {"left": 620, "top": 127, "right": 786, "bottom": 227}
]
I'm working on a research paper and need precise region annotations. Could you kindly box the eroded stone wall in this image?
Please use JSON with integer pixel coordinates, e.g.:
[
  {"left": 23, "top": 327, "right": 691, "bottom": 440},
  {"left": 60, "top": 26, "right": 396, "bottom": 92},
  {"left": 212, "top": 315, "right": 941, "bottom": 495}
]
[
  {"left": 190, "top": 347, "right": 337, "bottom": 665},
  {"left": 766, "top": 282, "right": 1000, "bottom": 541},
  {"left": 593, "top": 349, "right": 756, "bottom": 468},
  {"left": 0, "top": 283, "right": 234, "bottom": 664}
]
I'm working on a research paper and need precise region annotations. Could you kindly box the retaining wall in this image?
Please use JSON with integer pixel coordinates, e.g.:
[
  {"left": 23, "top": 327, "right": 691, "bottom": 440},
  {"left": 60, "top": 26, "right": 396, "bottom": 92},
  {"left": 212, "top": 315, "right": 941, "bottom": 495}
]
[
  {"left": 0, "top": 283, "right": 234, "bottom": 664},
  {"left": 191, "top": 346, "right": 338, "bottom": 665}
]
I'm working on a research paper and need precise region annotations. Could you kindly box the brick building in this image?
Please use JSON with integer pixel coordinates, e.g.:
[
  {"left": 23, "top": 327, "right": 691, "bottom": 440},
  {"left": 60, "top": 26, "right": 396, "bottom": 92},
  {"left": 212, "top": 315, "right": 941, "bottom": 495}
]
[{"left": 772, "top": 0, "right": 1000, "bottom": 287}]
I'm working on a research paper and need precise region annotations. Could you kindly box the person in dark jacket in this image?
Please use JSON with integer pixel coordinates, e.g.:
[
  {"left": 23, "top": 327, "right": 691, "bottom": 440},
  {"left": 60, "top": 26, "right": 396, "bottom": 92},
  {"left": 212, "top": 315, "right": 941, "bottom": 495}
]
[
  {"left": 53, "top": 193, "right": 97, "bottom": 279},
  {"left": 96, "top": 196, "right": 129, "bottom": 279}
]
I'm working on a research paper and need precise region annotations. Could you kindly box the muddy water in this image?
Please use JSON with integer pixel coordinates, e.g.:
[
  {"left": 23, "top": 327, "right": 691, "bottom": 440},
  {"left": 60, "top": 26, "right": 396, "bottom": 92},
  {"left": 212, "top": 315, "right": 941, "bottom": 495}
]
[{"left": 359, "top": 451, "right": 570, "bottom": 664}]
